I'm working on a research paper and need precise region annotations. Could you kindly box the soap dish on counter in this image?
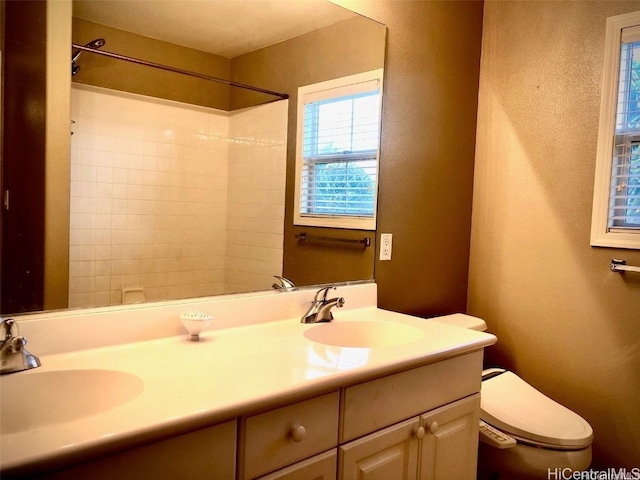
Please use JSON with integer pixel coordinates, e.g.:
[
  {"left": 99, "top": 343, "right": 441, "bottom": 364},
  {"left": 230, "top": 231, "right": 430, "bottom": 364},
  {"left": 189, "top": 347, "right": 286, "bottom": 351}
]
[{"left": 180, "top": 312, "right": 212, "bottom": 341}]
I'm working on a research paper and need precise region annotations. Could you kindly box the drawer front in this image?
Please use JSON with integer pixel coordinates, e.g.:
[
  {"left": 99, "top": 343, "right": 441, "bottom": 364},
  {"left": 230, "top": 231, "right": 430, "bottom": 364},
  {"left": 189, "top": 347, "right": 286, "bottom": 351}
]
[
  {"left": 242, "top": 391, "right": 340, "bottom": 479},
  {"left": 341, "top": 351, "right": 482, "bottom": 442}
]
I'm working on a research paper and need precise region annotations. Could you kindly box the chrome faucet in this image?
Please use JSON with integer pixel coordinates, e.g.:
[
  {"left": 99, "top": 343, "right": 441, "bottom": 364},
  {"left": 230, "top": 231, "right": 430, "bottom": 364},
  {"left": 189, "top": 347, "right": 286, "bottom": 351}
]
[
  {"left": 1, "top": 318, "right": 41, "bottom": 375},
  {"left": 301, "top": 286, "right": 345, "bottom": 324},
  {"left": 272, "top": 276, "right": 296, "bottom": 290}
]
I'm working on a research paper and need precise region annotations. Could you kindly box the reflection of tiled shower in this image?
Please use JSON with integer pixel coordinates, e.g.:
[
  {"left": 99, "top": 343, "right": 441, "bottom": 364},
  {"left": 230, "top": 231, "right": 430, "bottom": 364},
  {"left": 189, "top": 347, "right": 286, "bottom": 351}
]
[{"left": 69, "top": 84, "right": 287, "bottom": 308}]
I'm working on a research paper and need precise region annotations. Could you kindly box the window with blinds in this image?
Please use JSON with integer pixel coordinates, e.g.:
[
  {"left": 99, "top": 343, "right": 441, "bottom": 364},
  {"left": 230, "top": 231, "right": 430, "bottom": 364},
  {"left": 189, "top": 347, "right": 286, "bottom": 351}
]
[
  {"left": 592, "top": 12, "right": 640, "bottom": 248},
  {"left": 294, "top": 69, "right": 383, "bottom": 230},
  {"left": 611, "top": 27, "right": 640, "bottom": 231}
]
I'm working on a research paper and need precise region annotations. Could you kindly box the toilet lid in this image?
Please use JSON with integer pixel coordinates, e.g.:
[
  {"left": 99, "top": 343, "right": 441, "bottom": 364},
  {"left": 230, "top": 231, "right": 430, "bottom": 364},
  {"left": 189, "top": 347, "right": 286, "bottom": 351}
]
[{"left": 481, "top": 371, "right": 593, "bottom": 449}]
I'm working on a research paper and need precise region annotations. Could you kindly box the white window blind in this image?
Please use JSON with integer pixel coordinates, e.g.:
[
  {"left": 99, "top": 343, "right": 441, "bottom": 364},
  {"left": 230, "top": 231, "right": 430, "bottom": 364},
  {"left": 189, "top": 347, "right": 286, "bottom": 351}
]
[
  {"left": 591, "top": 12, "right": 640, "bottom": 248},
  {"left": 295, "top": 70, "right": 383, "bottom": 230},
  {"left": 611, "top": 26, "right": 640, "bottom": 231}
]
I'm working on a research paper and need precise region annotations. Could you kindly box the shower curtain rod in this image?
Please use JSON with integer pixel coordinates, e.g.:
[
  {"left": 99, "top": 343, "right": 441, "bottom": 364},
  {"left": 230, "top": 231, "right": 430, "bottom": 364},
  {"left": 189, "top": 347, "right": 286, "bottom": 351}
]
[{"left": 71, "top": 44, "right": 289, "bottom": 100}]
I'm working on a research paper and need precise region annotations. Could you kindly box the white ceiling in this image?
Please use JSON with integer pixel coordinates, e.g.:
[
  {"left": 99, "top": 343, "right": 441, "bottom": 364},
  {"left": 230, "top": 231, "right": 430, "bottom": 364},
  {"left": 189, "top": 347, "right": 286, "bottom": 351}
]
[{"left": 73, "top": 0, "right": 358, "bottom": 58}]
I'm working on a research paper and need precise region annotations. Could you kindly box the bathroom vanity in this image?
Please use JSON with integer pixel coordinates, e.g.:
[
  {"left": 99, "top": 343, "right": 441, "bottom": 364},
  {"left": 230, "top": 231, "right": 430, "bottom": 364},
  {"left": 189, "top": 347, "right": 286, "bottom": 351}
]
[{"left": 0, "top": 284, "right": 496, "bottom": 479}]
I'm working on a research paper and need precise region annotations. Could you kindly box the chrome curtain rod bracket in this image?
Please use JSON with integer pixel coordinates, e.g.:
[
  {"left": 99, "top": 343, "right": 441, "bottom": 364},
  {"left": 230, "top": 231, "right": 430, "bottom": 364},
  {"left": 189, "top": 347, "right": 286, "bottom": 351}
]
[
  {"left": 295, "top": 233, "right": 371, "bottom": 248},
  {"left": 70, "top": 44, "right": 289, "bottom": 100},
  {"left": 611, "top": 259, "right": 640, "bottom": 273}
]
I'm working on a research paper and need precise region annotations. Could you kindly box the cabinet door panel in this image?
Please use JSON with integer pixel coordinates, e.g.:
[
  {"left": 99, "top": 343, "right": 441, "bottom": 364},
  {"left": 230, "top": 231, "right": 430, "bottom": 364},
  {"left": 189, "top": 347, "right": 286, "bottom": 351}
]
[
  {"left": 339, "top": 417, "right": 420, "bottom": 480},
  {"left": 37, "top": 420, "right": 237, "bottom": 480},
  {"left": 256, "top": 449, "right": 337, "bottom": 480},
  {"left": 419, "top": 395, "right": 480, "bottom": 480}
]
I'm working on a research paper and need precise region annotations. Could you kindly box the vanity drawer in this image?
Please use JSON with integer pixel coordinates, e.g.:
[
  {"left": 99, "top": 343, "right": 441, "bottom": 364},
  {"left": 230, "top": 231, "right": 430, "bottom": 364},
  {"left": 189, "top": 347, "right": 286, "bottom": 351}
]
[
  {"left": 341, "top": 351, "right": 482, "bottom": 442},
  {"left": 241, "top": 391, "right": 340, "bottom": 480}
]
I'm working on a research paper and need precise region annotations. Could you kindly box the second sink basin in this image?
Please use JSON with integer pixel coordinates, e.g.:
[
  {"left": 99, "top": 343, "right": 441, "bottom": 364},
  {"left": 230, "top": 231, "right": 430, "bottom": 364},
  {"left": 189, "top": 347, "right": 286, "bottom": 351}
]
[
  {"left": 0, "top": 369, "right": 144, "bottom": 435},
  {"left": 304, "top": 320, "right": 423, "bottom": 348}
]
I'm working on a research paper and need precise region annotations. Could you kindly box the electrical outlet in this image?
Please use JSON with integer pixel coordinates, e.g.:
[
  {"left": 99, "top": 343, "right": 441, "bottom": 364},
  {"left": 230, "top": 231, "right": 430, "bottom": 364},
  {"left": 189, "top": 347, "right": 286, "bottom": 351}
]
[{"left": 380, "top": 233, "right": 392, "bottom": 260}]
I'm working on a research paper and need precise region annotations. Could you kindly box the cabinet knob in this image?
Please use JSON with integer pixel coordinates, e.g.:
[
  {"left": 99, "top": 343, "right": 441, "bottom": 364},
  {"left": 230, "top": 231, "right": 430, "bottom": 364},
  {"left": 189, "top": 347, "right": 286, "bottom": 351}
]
[
  {"left": 414, "top": 426, "right": 426, "bottom": 440},
  {"left": 291, "top": 425, "right": 306, "bottom": 442},
  {"left": 428, "top": 421, "right": 439, "bottom": 434}
]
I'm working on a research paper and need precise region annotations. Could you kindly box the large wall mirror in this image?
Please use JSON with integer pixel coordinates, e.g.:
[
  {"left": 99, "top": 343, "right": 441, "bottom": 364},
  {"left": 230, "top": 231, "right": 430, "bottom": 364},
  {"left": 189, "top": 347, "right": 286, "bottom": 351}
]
[{"left": 0, "top": 0, "right": 386, "bottom": 316}]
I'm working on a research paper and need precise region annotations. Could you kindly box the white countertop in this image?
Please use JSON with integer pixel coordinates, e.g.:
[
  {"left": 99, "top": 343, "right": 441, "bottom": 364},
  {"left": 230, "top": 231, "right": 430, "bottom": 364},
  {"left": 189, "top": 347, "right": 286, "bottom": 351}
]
[{"left": 0, "top": 306, "right": 496, "bottom": 476}]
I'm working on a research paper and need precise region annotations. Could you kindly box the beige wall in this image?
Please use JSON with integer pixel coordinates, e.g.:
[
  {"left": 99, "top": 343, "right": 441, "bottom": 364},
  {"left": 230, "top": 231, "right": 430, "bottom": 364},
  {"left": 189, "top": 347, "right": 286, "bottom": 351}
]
[
  {"left": 469, "top": 1, "right": 640, "bottom": 468},
  {"left": 230, "top": 15, "right": 385, "bottom": 109},
  {"left": 336, "top": 1, "right": 483, "bottom": 316},
  {"left": 232, "top": 15, "right": 386, "bottom": 287},
  {"left": 45, "top": 0, "right": 71, "bottom": 310},
  {"left": 72, "top": 17, "right": 231, "bottom": 110}
]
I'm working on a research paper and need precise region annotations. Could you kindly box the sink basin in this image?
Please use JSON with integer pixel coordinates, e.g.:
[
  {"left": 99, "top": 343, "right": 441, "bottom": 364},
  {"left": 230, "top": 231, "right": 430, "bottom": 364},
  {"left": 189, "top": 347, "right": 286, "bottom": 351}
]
[
  {"left": 304, "top": 320, "right": 423, "bottom": 348},
  {"left": 0, "top": 369, "right": 144, "bottom": 435}
]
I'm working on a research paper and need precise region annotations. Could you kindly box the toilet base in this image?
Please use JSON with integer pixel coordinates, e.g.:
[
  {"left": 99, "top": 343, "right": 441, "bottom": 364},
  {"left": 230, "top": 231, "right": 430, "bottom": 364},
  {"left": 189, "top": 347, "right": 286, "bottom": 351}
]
[{"left": 478, "top": 442, "right": 592, "bottom": 480}]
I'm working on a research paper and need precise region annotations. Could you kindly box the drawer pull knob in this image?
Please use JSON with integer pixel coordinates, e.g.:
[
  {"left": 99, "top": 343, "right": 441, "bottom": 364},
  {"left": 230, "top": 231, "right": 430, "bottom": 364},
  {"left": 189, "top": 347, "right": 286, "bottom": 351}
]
[
  {"left": 428, "top": 421, "right": 439, "bottom": 434},
  {"left": 414, "top": 426, "right": 426, "bottom": 439},
  {"left": 291, "top": 425, "right": 306, "bottom": 442}
]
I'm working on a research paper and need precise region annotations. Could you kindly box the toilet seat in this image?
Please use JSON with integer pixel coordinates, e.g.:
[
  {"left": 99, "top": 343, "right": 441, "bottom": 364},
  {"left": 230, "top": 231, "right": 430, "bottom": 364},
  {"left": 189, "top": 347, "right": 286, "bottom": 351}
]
[{"left": 481, "top": 370, "right": 593, "bottom": 450}]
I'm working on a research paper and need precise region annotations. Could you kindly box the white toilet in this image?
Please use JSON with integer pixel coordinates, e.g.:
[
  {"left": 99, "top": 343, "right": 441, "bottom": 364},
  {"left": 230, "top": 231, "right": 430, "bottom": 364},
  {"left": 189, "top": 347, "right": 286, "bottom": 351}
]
[{"left": 431, "top": 314, "right": 593, "bottom": 480}]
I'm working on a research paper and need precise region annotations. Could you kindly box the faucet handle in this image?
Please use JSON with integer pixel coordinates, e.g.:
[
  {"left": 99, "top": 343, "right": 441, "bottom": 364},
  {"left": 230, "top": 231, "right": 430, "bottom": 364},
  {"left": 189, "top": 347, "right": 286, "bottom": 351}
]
[
  {"left": 272, "top": 276, "right": 296, "bottom": 290},
  {"left": 314, "top": 286, "right": 336, "bottom": 302},
  {"left": 1, "top": 318, "right": 17, "bottom": 341}
]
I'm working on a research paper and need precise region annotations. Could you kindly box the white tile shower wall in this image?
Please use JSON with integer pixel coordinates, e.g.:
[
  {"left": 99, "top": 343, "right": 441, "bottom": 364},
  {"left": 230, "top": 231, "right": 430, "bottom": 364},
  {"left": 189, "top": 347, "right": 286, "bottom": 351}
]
[
  {"left": 69, "top": 85, "right": 276, "bottom": 307},
  {"left": 69, "top": 85, "right": 287, "bottom": 308},
  {"left": 226, "top": 101, "right": 287, "bottom": 293},
  {"left": 70, "top": 84, "right": 229, "bottom": 308}
]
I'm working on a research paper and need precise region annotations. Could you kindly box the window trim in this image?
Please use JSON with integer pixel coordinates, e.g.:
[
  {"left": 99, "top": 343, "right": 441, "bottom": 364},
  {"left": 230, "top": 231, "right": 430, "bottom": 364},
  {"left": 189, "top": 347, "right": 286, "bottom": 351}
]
[
  {"left": 591, "top": 11, "right": 640, "bottom": 249},
  {"left": 294, "top": 69, "right": 383, "bottom": 231}
]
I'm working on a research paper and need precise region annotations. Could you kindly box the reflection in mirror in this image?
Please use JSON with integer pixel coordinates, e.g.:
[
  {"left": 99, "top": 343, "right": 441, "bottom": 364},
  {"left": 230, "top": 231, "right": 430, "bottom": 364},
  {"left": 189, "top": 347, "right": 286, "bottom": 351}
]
[
  {"left": 0, "top": 0, "right": 386, "bottom": 315},
  {"left": 69, "top": 85, "right": 288, "bottom": 308}
]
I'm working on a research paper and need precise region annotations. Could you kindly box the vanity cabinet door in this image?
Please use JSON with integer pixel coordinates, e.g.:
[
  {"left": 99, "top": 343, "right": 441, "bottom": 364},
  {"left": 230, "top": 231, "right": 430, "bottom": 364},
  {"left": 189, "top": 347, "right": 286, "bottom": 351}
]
[
  {"left": 419, "top": 395, "right": 480, "bottom": 480},
  {"left": 36, "top": 420, "right": 236, "bottom": 480},
  {"left": 338, "top": 417, "right": 421, "bottom": 480},
  {"left": 255, "top": 449, "right": 337, "bottom": 480}
]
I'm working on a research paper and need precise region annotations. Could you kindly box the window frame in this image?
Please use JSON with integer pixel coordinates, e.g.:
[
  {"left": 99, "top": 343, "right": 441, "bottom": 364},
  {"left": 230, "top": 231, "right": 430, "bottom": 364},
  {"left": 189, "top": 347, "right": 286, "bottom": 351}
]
[
  {"left": 293, "top": 69, "right": 384, "bottom": 231},
  {"left": 591, "top": 11, "right": 640, "bottom": 249}
]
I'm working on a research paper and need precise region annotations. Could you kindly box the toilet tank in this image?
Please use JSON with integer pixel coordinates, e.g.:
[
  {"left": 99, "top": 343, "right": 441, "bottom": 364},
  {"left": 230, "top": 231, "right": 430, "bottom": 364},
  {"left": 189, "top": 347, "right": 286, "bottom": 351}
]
[{"left": 429, "top": 313, "right": 488, "bottom": 331}]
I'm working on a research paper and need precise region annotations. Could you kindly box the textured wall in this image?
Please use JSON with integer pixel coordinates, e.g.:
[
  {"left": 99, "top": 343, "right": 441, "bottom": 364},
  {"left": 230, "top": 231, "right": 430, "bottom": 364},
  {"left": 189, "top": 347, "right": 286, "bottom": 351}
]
[
  {"left": 336, "top": 1, "right": 484, "bottom": 316},
  {"left": 469, "top": 1, "right": 640, "bottom": 467},
  {"left": 72, "top": 17, "right": 231, "bottom": 110},
  {"left": 232, "top": 15, "right": 385, "bottom": 287},
  {"left": 45, "top": 0, "right": 72, "bottom": 310}
]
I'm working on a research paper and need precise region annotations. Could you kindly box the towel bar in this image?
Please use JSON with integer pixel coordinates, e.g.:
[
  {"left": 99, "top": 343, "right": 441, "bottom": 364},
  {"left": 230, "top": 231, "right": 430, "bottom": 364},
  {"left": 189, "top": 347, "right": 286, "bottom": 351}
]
[
  {"left": 610, "top": 259, "right": 640, "bottom": 273},
  {"left": 295, "top": 233, "right": 371, "bottom": 247}
]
